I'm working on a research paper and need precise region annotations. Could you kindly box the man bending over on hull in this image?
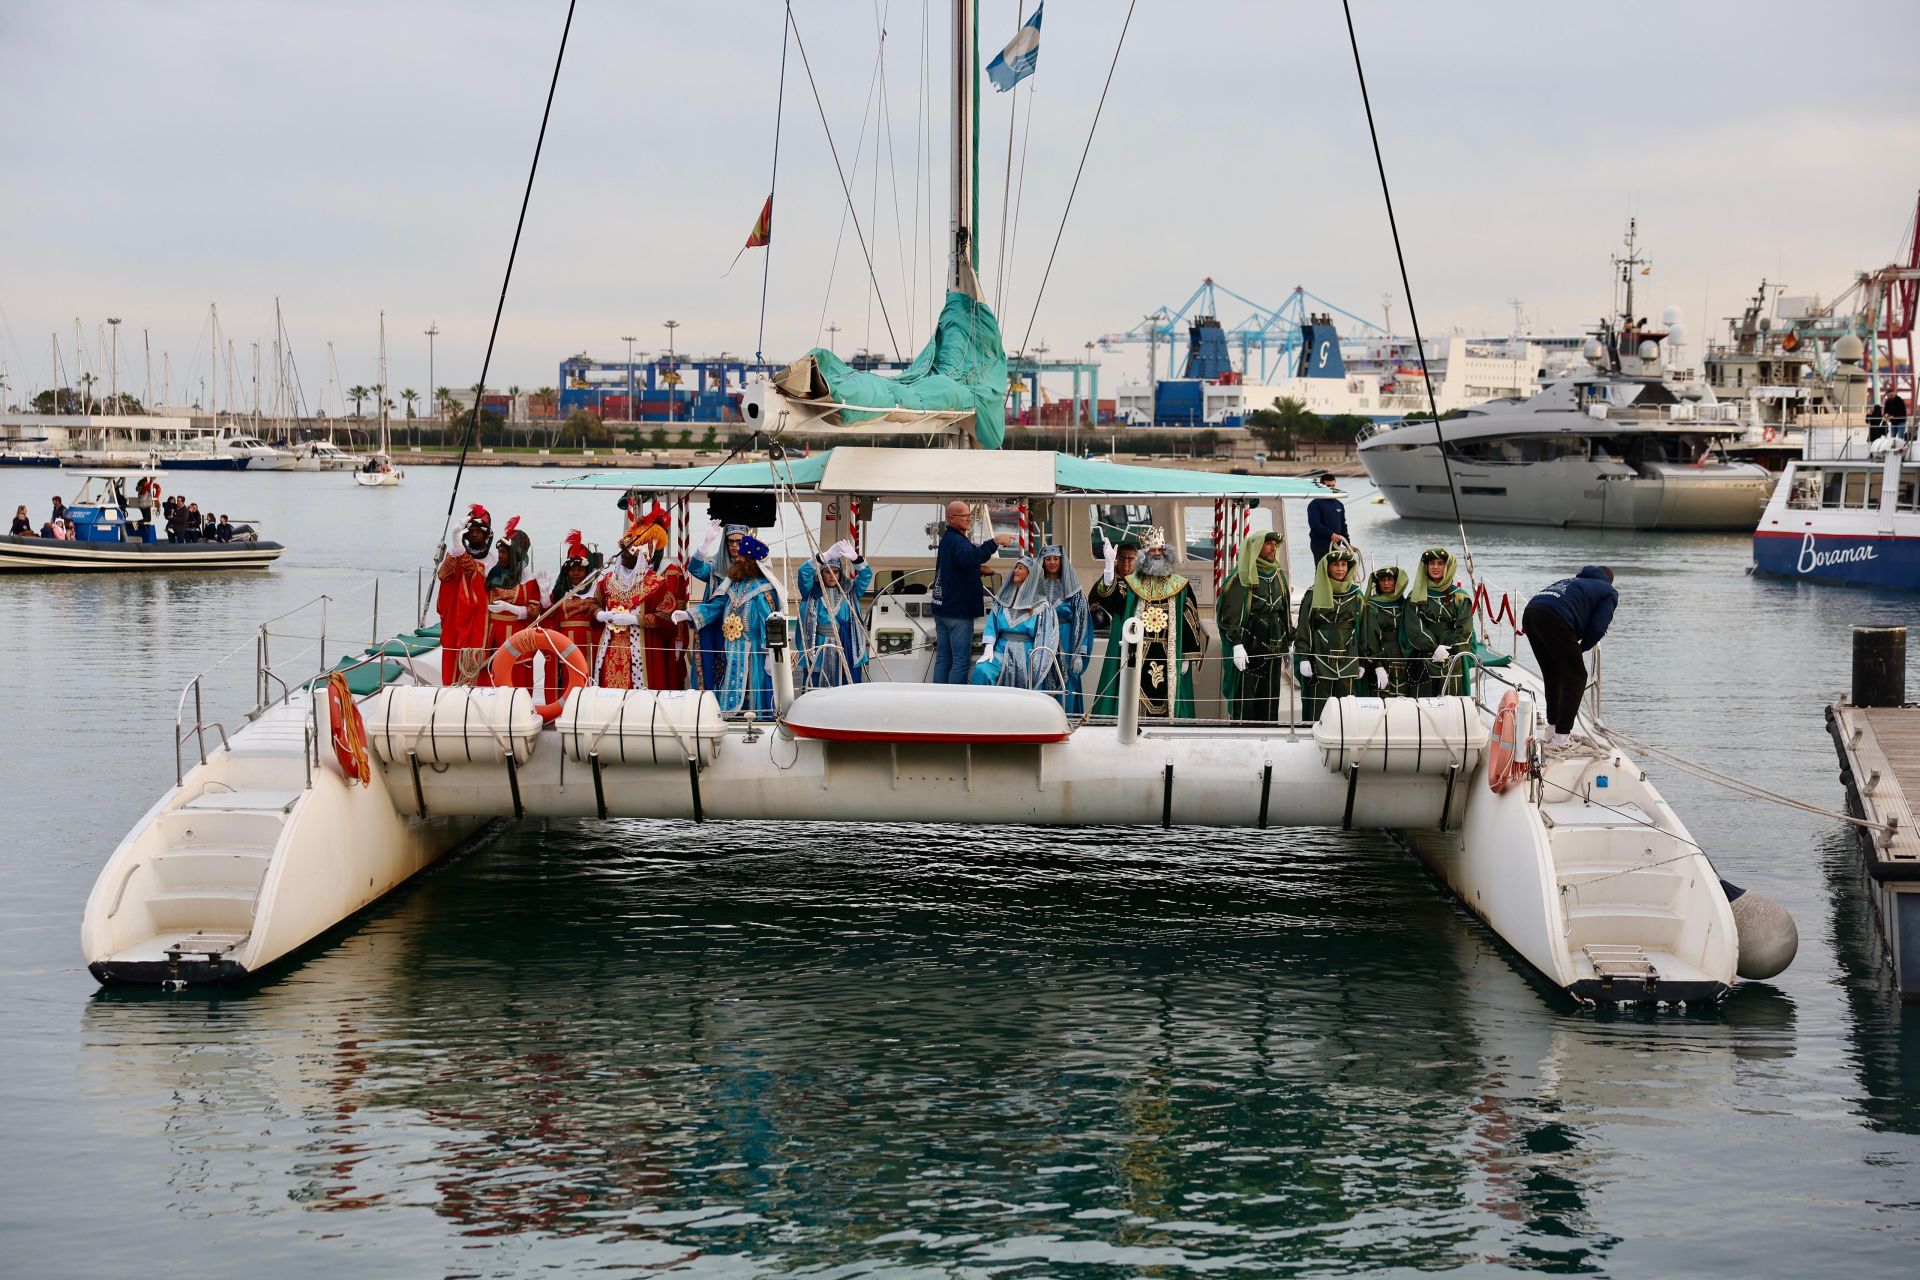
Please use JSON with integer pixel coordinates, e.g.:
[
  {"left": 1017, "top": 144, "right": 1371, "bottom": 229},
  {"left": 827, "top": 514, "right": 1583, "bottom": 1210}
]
[{"left": 1522, "top": 566, "right": 1617, "bottom": 748}]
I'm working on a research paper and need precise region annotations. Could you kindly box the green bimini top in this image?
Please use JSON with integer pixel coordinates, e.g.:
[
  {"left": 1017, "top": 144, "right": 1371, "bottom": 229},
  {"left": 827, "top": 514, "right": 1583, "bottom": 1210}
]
[{"left": 539, "top": 448, "right": 1325, "bottom": 501}]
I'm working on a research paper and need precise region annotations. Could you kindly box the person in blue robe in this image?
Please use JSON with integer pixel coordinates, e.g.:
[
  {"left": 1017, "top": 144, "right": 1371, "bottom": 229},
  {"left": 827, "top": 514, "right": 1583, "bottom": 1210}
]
[
  {"left": 970, "top": 556, "right": 1063, "bottom": 692},
  {"left": 687, "top": 520, "right": 753, "bottom": 694},
  {"left": 1036, "top": 544, "right": 1093, "bottom": 712},
  {"left": 675, "top": 534, "right": 780, "bottom": 716},
  {"left": 796, "top": 538, "right": 874, "bottom": 688}
]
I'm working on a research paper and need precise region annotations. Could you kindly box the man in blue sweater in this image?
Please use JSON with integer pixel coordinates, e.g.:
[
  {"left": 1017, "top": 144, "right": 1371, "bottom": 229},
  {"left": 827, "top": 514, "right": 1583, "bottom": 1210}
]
[
  {"left": 1306, "top": 472, "right": 1350, "bottom": 566},
  {"left": 1522, "top": 566, "right": 1617, "bottom": 743},
  {"left": 931, "top": 499, "right": 1014, "bottom": 683}
]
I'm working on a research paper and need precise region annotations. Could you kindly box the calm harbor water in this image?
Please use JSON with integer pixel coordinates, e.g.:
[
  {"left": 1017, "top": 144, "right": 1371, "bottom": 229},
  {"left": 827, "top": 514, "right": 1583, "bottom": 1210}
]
[{"left": 3, "top": 464, "right": 1919, "bottom": 1277}]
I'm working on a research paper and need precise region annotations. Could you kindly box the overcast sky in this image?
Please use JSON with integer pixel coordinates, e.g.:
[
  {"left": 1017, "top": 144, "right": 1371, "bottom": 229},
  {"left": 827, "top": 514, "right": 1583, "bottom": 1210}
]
[{"left": 4, "top": 0, "right": 1917, "bottom": 410}]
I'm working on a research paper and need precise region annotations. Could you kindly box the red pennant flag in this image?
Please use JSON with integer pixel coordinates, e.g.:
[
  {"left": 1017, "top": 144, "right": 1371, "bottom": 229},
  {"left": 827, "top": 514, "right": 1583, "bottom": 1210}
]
[
  {"left": 725, "top": 195, "right": 773, "bottom": 275},
  {"left": 744, "top": 194, "right": 773, "bottom": 249}
]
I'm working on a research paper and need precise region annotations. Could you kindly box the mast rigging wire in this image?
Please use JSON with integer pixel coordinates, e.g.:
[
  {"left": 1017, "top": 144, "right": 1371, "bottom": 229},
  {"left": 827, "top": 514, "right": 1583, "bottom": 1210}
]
[
  {"left": 788, "top": 6, "right": 903, "bottom": 360},
  {"left": 1340, "top": 0, "right": 1481, "bottom": 601},
  {"left": 1015, "top": 0, "right": 1138, "bottom": 361},
  {"left": 755, "top": 2, "right": 794, "bottom": 365},
  {"left": 433, "top": 0, "right": 577, "bottom": 559}
]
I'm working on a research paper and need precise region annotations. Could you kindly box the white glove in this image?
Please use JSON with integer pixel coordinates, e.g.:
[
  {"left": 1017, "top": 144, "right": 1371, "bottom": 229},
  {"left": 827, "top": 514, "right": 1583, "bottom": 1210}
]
[
  {"left": 594, "top": 610, "right": 616, "bottom": 624},
  {"left": 509, "top": 603, "right": 529, "bottom": 621},
  {"left": 1299, "top": 659, "right": 1314, "bottom": 679},
  {"left": 1232, "top": 643, "right": 1249, "bottom": 672},
  {"left": 826, "top": 538, "right": 857, "bottom": 563},
  {"left": 980, "top": 642, "right": 995, "bottom": 663},
  {"left": 1180, "top": 660, "right": 1191, "bottom": 675},
  {"left": 1374, "top": 666, "right": 1389, "bottom": 691},
  {"left": 1101, "top": 534, "right": 1118, "bottom": 587},
  {"left": 612, "top": 611, "right": 640, "bottom": 627},
  {"left": 488, "top": 600, "right": 521, "bottom": 616},
  {"left": 670, "top": 609, "right": 693, "bottom": 625},
  {"left": 1432, "top": 645, "right": 1451, "bottom": 662},
  {"left": 697, "top": 518, "right": 724, "bottom": 558}
]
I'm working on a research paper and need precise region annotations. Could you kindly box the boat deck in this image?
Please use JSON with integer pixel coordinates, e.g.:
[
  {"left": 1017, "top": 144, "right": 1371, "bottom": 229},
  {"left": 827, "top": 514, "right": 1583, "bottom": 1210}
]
[{"left": 1825, "top": 700, "right": 1920, "bottom": 997}]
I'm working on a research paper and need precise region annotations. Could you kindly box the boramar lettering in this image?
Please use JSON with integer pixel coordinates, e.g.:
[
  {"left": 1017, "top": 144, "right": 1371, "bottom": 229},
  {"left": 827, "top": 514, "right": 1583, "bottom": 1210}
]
[{"left": 1798, "top": 533, "right": 1877, "bottom": 574}]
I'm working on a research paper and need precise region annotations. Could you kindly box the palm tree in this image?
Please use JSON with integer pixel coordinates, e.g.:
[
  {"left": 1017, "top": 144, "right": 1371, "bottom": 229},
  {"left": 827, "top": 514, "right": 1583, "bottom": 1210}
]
[
  {"left": 78, "top": 372, "right": 98, "bottom": 413},
  {"left": 506, "top": 384, "right": 522, "bottom": 426},
  {"left": 400, "top": 388, "right": 418, "bottom": 419},
  {"left": 347, "top": 384, "right": 370, "bottom": 418}
]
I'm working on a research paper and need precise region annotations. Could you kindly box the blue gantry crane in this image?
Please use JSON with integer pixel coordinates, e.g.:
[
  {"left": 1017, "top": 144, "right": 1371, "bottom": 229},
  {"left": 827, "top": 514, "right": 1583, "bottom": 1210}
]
[{"left": 1099, "top": 279, "right": 1385, "bottom": 383}]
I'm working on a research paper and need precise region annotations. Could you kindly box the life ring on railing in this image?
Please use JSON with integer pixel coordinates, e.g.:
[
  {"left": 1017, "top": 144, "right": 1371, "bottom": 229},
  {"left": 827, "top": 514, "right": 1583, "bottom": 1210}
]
[
  {"left": 1762, "top": 426, "right": 1778, "bottom": 443},
  {"left": 1487, "top": 690, "right": 1526, "bottom": 793},
  {"left": 490, "top": 625, "right": 589, "bottom": 722},
  {"left": 328, "top": 671, "right": 371, "bottom": 786}
]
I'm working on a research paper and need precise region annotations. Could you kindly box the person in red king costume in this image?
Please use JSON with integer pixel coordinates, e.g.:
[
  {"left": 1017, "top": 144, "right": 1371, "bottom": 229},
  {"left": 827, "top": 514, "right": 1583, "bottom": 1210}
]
[
  {"left": 545, "top": 530, "right": 603, "bottom": 703},
  {"left": 480, "top": 518, "right": 543, "bottom": 689},
  {"left": 434, "top": 505, "right": 495, "bottom": 685}
]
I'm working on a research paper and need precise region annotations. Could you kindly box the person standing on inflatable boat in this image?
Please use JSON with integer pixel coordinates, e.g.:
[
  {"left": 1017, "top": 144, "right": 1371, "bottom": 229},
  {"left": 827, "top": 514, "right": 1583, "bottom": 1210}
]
[
  {"left": 434, "top": 505, "right": 496, "bottom": 685},
  {"left": 1522, "top": 566, "right": 1617, "bottom": 745}
]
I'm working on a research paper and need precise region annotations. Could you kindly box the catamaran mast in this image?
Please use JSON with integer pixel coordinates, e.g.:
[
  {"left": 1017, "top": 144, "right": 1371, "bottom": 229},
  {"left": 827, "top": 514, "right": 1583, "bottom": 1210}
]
[
  {"left": 377, "top": 311, "right": 389, "bottom": 455},
  {"left": 949, "top": 0, "right": 982, "bottom": 300}
]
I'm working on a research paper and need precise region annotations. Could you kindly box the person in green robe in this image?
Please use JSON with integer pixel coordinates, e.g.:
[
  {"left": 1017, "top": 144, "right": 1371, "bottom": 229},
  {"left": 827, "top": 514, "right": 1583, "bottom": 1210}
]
[
  {"left": 1406, "top": 546, "right": 1475, "bottom": 695},
  {"left": 1359, "top": 565, "right": 1413, "bottom": 697},
  {"left": 1294, "top": 547, "right": 1364, "bottom": 721},
  {"left": 1218, "top": 530, "right": 1294, "bottom": 723},
  {"left": 1092, "top": 529, "right": 1204, "bottom": 720}
]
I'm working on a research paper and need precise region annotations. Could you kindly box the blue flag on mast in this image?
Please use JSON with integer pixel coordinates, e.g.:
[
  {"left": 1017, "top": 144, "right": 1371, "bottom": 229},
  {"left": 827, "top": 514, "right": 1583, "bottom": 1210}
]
[{"left": 986, "top": 4, "right": 1043, "bottom": 92}]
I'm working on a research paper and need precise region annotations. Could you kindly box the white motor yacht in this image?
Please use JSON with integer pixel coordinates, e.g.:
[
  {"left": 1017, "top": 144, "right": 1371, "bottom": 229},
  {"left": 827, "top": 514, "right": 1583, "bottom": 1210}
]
[
  {"left": 287, "top": 438, "right": 360, "bottom": 471},
  {"left": 215, "top": 428, "right": 294, "bottom": 471},
  {"left": 1358, "top": 374, "right": 1772, "bottom": 529}
]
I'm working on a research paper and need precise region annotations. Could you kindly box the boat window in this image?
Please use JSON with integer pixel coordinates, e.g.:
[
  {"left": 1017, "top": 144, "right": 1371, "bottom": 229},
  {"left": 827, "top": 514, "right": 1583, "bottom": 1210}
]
[
  {"left": 1182, "top": 503, "right": 1273, "bottom": 561},
  {"left": 1787, "top": 474, "right": 1824, "bottom": 510},
  {"left": 1460, "top": 485, "right": 1507, "bottom": 496},
  {"left": 1088, "top": 503, "right": 1154, "bottom": 557},
  {"left": 1900, "top": 475, "right": 1920, "bottom": 512},
  {"left": 864, "top": 502, "right": 944, "bottom": 558},
  {"left": 1835, "top": 470, "right": 1866, "bottom": 510}
]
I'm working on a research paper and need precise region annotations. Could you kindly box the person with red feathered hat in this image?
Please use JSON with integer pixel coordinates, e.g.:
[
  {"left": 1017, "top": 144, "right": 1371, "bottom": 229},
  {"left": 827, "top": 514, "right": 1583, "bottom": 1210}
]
[
  {"left": 434, "top": 503, "right": 496, "bottom": 684},
  {"left": 480, "top": 516, "right": 543, "bottom": 688},
  {"left": 630, "top": 501, "right": 690, "bottom": 689},
  {"left": 546, "top": 530, "right": 603, "bottom": 703}
]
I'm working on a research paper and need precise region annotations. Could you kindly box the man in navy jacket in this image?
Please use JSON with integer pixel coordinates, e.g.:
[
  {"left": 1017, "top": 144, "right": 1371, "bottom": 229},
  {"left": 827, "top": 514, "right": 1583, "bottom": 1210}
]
[
  {"left": 1306, "top": 473, "right": 1350, "bottom": 566},
  {"left": 930, "top": 500, "right": 1014, "bottom": 683},
  {"left": 1522, "top": 566, "right": 1617, "bottom": 741}
]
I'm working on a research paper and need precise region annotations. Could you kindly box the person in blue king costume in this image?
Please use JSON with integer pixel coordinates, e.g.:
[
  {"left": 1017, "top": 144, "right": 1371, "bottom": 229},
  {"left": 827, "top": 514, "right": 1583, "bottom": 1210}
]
[
  {"left": 676, "top": 534, "right": 780, "bottom": 715},
  {"left": 688, "top": 520, "right": 752, "bottom": 693}
]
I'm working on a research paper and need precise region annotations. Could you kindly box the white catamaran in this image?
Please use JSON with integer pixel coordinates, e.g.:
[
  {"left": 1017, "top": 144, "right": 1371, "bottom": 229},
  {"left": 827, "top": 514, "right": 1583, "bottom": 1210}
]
[{"left": 80, "top": 1, "right": 1795, "bottom": 1007}]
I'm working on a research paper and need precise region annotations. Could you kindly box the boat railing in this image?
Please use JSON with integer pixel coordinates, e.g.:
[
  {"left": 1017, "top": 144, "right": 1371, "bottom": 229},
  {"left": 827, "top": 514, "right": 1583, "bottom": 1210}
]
[{"left": 171, "top": 569, "right": 428, "bottom": 785}]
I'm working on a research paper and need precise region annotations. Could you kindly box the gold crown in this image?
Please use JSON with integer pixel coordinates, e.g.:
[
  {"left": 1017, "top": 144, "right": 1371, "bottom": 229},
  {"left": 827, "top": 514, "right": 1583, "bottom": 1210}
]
[{"left": 1141, "top": 525, "right": 1169, "bottom": 548}]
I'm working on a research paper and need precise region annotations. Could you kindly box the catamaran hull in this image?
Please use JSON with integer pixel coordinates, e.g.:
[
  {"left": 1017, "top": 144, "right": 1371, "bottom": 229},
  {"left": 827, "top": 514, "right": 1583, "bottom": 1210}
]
[{"left": 0, "top": 535, "right": 284, "bottom": 572}]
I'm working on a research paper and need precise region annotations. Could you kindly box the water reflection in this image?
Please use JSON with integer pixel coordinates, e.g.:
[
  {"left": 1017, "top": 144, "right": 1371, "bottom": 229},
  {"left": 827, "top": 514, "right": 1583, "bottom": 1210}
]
[
  {"left": 81, "top": 822, "right": 1643, "bottom": 1272},
  {"left": 1823, "top": 826, "right": 1920, "bottom": 1135}
]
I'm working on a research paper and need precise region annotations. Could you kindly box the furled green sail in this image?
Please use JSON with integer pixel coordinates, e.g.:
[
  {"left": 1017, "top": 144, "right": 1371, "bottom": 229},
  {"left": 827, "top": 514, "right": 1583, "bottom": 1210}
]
[{"left": 775, "top": 291, "right": 1009, "bottom": 449}]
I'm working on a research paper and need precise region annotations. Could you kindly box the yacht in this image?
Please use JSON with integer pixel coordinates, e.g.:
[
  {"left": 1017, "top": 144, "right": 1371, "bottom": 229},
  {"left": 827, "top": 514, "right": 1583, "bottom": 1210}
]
[
  {"left": 215, "top": 427, "right": 294, "bottom": 470},
  {"left": 1361, "top": 227, "right": 1771, "bottom": 530},
  {"left": 287, "top": 438, "right": 360, "bottom": 471},
  {"left": 1358, "top": 372, "right": 1771, "bottom": 529}
]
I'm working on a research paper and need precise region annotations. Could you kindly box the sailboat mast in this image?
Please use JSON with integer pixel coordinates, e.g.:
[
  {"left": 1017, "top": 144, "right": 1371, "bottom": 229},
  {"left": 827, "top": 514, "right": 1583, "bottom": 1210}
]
[
  {"left": 949, "top": 0, "right": 981, "bottom": 299},
  {"left": 378, "top": 311, "right": 389, "bottom": 454}
]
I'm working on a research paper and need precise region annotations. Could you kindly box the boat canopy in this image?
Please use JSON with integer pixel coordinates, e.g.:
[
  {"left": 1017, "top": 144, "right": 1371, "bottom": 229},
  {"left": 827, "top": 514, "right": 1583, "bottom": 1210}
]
[
  {"left": 536, "top": 446, "right": 1326, "bottom": 501},
  {"left": 769, "top": 292, "right": 1009, "bottom": 449}
]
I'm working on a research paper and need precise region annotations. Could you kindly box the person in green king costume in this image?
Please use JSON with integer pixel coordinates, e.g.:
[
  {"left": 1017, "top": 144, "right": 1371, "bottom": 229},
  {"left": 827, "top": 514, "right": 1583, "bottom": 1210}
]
[
  {"left": 1092, "top": 526, "right": 1204, "bottom": 720},
  {"left": 1407, "top": 546, "right": 1474, "bottom": 695},
  {"left": 1359, "top": 565, "right": 1413, "bottom": 697},
  {"left": 1294, "top": 547, "right": 1364, "bottom": 721},
  {"left": 1219, "top": 529, "right": 1294, "bottom": 723}
]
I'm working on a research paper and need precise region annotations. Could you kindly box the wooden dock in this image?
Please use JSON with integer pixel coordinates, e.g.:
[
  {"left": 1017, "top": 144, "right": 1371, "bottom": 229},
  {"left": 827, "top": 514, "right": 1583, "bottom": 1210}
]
[{"left": 1827, "top": 699, "right": 1920, "bottom": 999}]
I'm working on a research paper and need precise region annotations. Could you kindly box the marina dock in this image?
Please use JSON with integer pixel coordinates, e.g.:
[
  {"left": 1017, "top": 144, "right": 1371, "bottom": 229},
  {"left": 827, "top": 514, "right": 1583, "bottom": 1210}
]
[{"left": 1826, "top": 624, "right": 1920, "bottom": 998}]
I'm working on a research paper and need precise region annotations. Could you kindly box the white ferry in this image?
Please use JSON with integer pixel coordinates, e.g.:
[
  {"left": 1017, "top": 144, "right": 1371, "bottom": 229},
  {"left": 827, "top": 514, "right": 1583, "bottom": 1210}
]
[{"left": 1754, "top": 430, "right": 1920, "bottom": 589}]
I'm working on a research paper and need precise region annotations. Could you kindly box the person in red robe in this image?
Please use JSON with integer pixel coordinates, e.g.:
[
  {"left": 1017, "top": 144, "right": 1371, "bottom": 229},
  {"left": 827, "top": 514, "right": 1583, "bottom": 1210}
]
[
  {"left": 434, "top": 504, "right": 495, "bottom": 685},
  {"left": 481, "top": 518, "right": 543, "bottom": 689},
  {"left": 546, "top": 530, "right": 603, "bottom": 703},
  {"left": 629, "top": 505, "right": 690, "bottom": 690},
  {"left": 593, "top": 536, "right": 649, "bottom": 690}
]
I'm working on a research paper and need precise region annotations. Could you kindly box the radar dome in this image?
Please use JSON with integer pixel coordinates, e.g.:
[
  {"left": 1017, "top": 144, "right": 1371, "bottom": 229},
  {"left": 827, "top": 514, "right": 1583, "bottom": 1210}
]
[
  {"left": 1637, "top": 340, "right": 1660, "bottom": 360},
  {"left": 1835, "top": 334, "right": 1865, "bottom": 365},
  {"left": 1661, "top": 305, "right": 1683, "bottom": 325},
  {"left": 1582, "top": 338, "right": 1605, "bottom": 362},
  {"left": 1665, "top": 322, "right": 1687, "bottom": 343}
]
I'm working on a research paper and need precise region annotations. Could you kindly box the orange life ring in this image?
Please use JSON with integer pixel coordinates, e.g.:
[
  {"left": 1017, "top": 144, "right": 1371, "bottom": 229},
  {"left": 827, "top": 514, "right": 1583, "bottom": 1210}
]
[
  {"left": 1762, "top": 426, "right": 1778, "bottom": 443},
  {"left": 328, "top": 671, "right": 371, "bottom": 786},
  {"left": 490, "top": 625, "right": 589, "bottom": 722},
  {"left": 1487, "top": 690, "right": 1526, "bottom": 793}
]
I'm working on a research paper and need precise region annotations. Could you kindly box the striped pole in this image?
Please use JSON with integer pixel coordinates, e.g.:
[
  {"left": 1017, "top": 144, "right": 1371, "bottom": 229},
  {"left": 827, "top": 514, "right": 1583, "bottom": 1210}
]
[
  {"left": 676, "top": 495, "right": 689, "bottom": 563},
  {"left": 850, "top": 498, "right": 862, "bottom": 555},
  {"left": 1018, "top": 500, "right": 1031, "bottom": 554},
  {"left": 1213, "top": 497, "right": 1226, "bottom": 594}
]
